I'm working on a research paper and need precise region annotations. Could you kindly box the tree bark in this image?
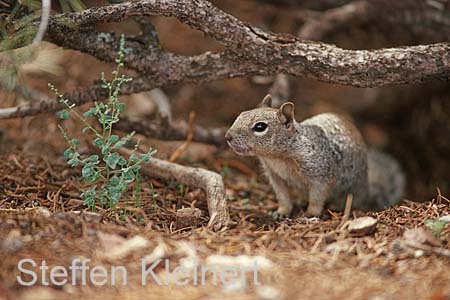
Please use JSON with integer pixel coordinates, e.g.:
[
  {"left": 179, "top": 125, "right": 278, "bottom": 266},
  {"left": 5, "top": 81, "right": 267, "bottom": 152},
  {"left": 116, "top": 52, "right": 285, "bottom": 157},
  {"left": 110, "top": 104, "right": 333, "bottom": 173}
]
[{"left": 1, "top": 0, "right": 449, "bottom": 121}]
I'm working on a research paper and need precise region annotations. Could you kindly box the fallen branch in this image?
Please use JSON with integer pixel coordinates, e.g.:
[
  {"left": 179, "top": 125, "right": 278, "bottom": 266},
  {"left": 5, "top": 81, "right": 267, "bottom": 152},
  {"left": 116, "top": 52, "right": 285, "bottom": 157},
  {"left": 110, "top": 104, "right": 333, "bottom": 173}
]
[{"left": 120, "top": 148, "right": 231, "bottom": 231}]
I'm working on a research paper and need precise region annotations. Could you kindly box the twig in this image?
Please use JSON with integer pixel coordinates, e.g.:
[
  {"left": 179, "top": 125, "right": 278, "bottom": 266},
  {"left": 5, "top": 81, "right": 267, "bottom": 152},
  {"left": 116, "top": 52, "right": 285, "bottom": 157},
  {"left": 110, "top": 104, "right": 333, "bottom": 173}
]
[
  {"left": 32, "top": 0, "right": 51, "bottom": 44},
  {"left": 268, "top": 74, "right": 291, "bottom": 107},
  {"left": 338, "top": 194, "right": 353, "bottom": 230},
  {"left": 169, "top": 111, "right": 195, "bottom": 162},
  {"left": 116, "top": 116, "right": 226, "bottom": 147},
  {"left": 149, "top": 89, "right": 172, "bottom": 122},
  {"left": 404, "top": 240, "right": 450, "bottom": 258},
  {"left": 119, "top": 148, "right": 231, "bottom": 231},
  {"left": 298, "top": 0, "right": 370, "bottom": 40}
]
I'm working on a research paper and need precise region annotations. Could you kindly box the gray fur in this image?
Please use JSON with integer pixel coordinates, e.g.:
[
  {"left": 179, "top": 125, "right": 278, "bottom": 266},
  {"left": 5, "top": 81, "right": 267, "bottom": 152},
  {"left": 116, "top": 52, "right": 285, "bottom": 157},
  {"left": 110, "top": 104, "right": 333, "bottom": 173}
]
[{"left": 225, "top": 97, "right": 405, "bottom": 216}]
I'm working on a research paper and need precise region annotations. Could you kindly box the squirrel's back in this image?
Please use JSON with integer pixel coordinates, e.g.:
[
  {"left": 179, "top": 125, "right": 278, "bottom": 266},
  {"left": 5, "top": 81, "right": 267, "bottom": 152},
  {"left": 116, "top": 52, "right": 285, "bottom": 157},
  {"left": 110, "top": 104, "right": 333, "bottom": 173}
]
[
  {"left": 304, "top": 113, "right": 405, "bottom": 210},
  {"left": 367, "top": 149, "right": 405, "bottom": 210}
]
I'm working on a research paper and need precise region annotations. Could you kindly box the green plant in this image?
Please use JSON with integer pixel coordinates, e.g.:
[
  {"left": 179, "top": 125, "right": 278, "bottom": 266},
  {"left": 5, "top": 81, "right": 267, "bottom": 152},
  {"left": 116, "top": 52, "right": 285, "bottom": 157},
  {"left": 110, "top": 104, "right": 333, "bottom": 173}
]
[
  {"left": 51, "top": 35, "right": 156, "bottom": 210},
  {"left": 425, "top": 218, "right": 449, "bottom": 238}
]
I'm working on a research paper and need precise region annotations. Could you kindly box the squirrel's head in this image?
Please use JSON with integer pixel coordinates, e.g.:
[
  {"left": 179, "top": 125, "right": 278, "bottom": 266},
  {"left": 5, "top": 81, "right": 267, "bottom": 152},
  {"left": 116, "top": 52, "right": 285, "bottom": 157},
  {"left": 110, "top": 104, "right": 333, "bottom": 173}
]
[{"left": 225, "top": 94, "right": 297, "bottom": 157}]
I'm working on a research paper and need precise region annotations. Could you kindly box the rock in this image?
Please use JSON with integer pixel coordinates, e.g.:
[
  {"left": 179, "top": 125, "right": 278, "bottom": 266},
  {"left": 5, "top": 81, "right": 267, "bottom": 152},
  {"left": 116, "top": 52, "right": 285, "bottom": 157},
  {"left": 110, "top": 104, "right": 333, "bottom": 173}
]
[
  {"left": 80, "top": 211, "right": 103, "bottom": 223},
  {"left": 67, "top": 198, "right": 84, "bottom": 207},
  {"left": 1, "top": 229, "right": 23, "bottom": 253},
  {"left": 348, "top": 216, "right": 378, "bottom": 236},
  {"left": 256, "top": 285, "right": 282, "bottom": 300},
  {"left": 325, "top": 240, "right": 352, "bottom": 254},
  {"left": 176, "top": 207, "right": 202, "bottom": 228},
  {"left": 97, "top": 232, "right": 150, "bottom": 261},
  {"left": 31, "top": 207, "right": 51, "bottom": 218},
  {"left": 205, "top": 255, "right": 274, "bottom": 270}
]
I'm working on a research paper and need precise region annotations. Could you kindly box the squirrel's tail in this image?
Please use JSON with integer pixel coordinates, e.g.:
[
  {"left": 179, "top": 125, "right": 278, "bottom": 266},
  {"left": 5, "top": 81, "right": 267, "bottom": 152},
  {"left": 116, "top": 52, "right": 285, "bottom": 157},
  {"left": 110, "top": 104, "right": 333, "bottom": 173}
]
[{"left": 367, "top": 149, "right": 405, "bottom": 210}]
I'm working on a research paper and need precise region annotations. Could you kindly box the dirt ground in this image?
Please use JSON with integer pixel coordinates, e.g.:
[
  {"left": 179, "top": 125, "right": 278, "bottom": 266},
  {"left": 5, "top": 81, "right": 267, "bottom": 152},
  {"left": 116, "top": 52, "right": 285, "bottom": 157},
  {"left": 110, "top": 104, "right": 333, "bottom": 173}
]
[{"left": 1, "top": 1, "right": 450, "bottom": 300}]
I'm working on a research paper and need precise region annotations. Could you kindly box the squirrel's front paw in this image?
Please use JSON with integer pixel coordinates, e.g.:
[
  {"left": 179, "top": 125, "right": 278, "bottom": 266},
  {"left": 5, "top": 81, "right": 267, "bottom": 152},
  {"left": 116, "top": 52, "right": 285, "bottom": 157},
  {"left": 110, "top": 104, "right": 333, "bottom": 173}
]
[
  {"left": 271, "top": 205, "right": 292, "bottom": 221},
  {"left": 271, "top": 210, "right": 287, "bottom": 221},
  {"left": 305, "top": 202, "right": 323, "bottom": 217}
]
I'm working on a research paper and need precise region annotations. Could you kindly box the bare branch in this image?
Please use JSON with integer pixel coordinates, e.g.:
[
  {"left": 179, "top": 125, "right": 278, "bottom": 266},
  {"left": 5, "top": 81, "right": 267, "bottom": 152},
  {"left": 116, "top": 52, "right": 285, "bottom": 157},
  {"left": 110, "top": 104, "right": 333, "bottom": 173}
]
[
  {"left": 254, "top": 0, "right": 352, "bottom": 10},
  {"left": 116, "top": 117, "right": 226, "bottom": 147},
  {"left": 298, "top": 0, "right": 370, "bottom": 40},
  {"left": 2, "top": 0, "right": 449, "bottom": 121},
  {"left": 43, "top": 0, "right": 450, "bottom": 87},
  {"left": 268, "top": 74, "right": 291, "bottom": 107},
  {"left": 148, "top": 89, "right": 172, "bottom": 122},
  {"left": 120, "top": 148, "right": 231, "bottom": 231}
]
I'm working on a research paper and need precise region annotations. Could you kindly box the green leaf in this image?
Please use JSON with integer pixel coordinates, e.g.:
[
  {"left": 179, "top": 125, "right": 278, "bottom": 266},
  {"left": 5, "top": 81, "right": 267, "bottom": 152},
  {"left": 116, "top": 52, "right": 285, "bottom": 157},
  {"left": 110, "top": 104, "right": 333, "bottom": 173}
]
[
  {"left": 112, "top": 141, "right": 126, "bottom": 149},
  {"left": 425, "top": 219, "right": 448, "bottom": 237},
  {"left": 93, "top": 137, "right": 103, "bottom": 147},
  {"left": 110, "top": 135, "right": 119, "bottom": 144},
  {"left": 83, "top": 155, "right": 99, "bottom": 164},
  {"left": 104, "top": 152, "right": 120, "bottom": 169},
  {"left": 101, "top": 144, "right": 109, "bottom": 155},
  {"left": 108, "top": 176, "right": 120, "bottom": 186},
  {"left": 63, "top": 149, "right": 72, "bottom": 159},
  {"left": 140, "top": 153, "right": 151, "bottom": 163},
  {"left": 117, "top": 156, "right": 127, "bottom": 166},
  {"left": 121, "top": 168, "right": 135, "bottom": 183},
  {"left": 68, "top": 158, "right": 79, "bottom": 167},
  {"left": 131, "top": 164, "right": 141, "bottom": 172},
  {"left": 81, "top": 164, "right": 95, "bottom": 178},
  {"left": 83, "top": 107, "right": 98, "bottom": 117},
  {"left": 85, "top": 172, "right": 101, "bottom": 185},
  {"left": 71, "top": 139, "right": 81, "bottom": 147},
  {"left": 60, "top": 110, "right": 70, "bottom": 120},
  {"left": 117, "top": 103, "right": 125, "bottom": 112},
  {"left": 81, "top": 185, "right": 97, "bottom": 206},
  {"left": 129, "top": 153, "right": 139, "bottom": 163},
  {"left": 108, "top": 189, "right": 122, "bottom": 203}
]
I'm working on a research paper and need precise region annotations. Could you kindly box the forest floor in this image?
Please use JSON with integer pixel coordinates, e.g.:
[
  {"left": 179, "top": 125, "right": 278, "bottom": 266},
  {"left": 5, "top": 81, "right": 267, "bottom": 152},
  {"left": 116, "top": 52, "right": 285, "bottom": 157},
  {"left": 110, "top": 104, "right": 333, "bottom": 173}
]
[
  {"left": 1, "top": 1, "right": 450, "bottom": 299},
  {"left": 0, "top": 145, "right": 449, "bottom": 300}
]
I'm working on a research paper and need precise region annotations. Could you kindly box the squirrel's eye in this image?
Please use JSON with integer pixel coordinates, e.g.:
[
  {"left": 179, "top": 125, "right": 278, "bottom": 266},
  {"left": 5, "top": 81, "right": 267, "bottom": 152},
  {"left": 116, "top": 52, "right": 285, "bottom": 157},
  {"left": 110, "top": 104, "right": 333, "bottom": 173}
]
[{"left": 252, "top": 122, "right": 268, "bottom": 133}]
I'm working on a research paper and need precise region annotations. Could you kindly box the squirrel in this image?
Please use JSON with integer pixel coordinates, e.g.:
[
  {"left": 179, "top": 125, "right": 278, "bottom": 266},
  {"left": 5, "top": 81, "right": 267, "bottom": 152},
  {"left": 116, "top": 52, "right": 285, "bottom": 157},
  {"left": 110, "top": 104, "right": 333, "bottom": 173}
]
[{"left": 225, "top": 94, "right": 405, "bottom": 217}]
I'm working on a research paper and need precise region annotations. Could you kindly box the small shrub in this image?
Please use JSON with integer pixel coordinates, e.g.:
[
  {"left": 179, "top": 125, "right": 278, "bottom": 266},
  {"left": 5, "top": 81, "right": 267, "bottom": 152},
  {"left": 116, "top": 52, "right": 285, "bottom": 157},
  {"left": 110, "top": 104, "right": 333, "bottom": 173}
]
[{"left": 50, "top": 35, "right": 156, "bottom": 210}]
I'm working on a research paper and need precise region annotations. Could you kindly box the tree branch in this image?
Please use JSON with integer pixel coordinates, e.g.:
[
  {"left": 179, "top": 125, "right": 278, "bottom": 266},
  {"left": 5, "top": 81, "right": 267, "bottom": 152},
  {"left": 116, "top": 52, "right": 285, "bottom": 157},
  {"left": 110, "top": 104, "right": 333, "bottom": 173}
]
[
  {"left": 2, "top": 0, "right": 449, "bottom": 121},
  {"left": 116, "top": 117, "right": 226, "bottom": 147},
  {"left": 45, "top": 0, "right": 450, "bottom": 87}
]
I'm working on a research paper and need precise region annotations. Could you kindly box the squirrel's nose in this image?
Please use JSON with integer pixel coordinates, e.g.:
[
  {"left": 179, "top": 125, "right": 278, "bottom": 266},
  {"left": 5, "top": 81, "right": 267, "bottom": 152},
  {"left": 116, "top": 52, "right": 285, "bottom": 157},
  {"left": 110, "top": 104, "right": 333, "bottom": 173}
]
[{"left": 225, "top": 131, "right": 233, "bottom": 142}]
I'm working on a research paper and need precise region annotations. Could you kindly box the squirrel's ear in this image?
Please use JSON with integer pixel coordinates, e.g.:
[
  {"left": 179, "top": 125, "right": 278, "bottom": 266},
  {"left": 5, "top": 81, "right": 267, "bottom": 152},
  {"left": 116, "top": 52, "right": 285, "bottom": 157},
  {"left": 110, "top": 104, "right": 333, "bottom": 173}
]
[
  {"left": 278, "top": 102, "right": 295, "bottom": 125},
  {"left": 260, "top": 94, "right": 272, "bottom": 108}
]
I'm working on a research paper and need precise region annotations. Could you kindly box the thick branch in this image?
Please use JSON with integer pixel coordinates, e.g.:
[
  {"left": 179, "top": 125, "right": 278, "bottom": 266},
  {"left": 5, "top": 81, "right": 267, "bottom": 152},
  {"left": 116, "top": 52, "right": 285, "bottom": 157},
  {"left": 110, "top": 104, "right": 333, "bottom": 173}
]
[
  {"left": 2, "top": 0, "right": 450, "bottom": 121},
  {"left": 45, "top": 0, "right": 450, "bottom": 87},
  {"left": 0, "top": 51, "right": 265, "bottom": 119}
]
